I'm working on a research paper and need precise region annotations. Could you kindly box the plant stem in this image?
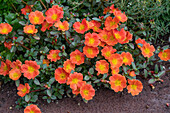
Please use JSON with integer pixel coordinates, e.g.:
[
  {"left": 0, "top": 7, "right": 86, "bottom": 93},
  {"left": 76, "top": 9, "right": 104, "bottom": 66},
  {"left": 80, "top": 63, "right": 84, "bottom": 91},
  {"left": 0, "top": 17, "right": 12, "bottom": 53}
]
[
  {"left": 17, "top": 43, "right": 30, "bottom": 50},
  {"left": 39, "top": 0, "right": 47, "bottom": 10},
  {"left": 64, "top": 33, "right": 71, "bottom": 44}
]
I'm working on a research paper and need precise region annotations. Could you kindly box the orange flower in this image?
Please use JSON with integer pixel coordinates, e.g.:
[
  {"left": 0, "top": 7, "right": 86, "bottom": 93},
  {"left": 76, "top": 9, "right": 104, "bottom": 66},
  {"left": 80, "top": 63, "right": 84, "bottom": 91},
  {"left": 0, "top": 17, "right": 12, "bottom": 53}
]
[
  {"left": 121, "top": 52, "right": 134, "bottom": 66},
  {"left": 54, "top": 21, "right": 69, "bottom": 31},
  {"left": 111, "top": 67, "right": 119, "bottom": 75},
  {"left": 95, "top": 60, "right": 109, "bottom": 75},
  {"left": 109, "top": 4, "right": 119, "bottom": 14},
  {"left": 109, "top": 53, "right": 123, "bottom": 68},
  {"left": 47, "top": 50, "right": 61, "bottom": 62},
  {"left": 84, "top": 32, "right": 100, "bottom": 47},
  {"left": 17, "top": 83, "right": 30, "bottom": 97},
  {"left": 29, "top": 11, "right": 45, "bottom": 25},
  {"left": 70, "top": 49, "right": 85, "bottom": 65},
  {"left": 52, "top": 5, "right": 63, "bottom": 11},
  {"left": 41, "top": 20, "right": 53, "bottom": 32},
  {"left": 113, "top": 28, "right": 126, "bottom": 43},
  {"left": 114, "top": 10, "right": 127, "bottom": 23},
  {"left": 63, "top": 59, "right": 75, "bottom": 73},
  {"left": 45, "top": 7, "right": 64, "bottom": 23},
  {"left": 0, "top": 59, "right": 11, "bottom": 76},
  {"left": 42, "top": 59, "right": 50, "bottom": 67},
  {"left": 129, "top": 71, "right": 136, "bottom": 77},
  {"left": 127, "top": 79, "right": 143, "bottom": 96},
  {"left": 101, "top": 46, "right": 116, "bottom": 60},
  {"left": 86, "top": 21, "right": 94, "bottom": 29},
  {"left": 109, "top": 74, "right": 127, "bottom": 92},
  {"left": 24, "top": 25, "right": 38, "bottom": 34},
  {"left": 120, "top": 31, "right": 133, "bottom": 44},
  {"left": 21, "top": 5, "right": 32, "bottom": 15},
  {"left": 73, "top": 18, "right": 88, "bottom": 34},
  {"left": 0, "top": 23, "right": 12, "bottom": 34},
  {"left": 11, "top": 60, "right": 22, "bottom": 70},
  {"left": 105, "top": 31, "right": 118, "bottom": 46},
  {"left": 98, "top": 40, "right": 106, "bottom": 47},
  {"left": 4, "top": 41, "right": 12, "bottom": 49},
  {"left": 83, "top": 46, "right": 99, "bottom": 58},
  {"left": 24, "top": 104, "right": 41, "bottom": 113},
  {"left": 99, "top": 30, "right": 110, "bottom": 43},
  {"left": 103, "top": 6, "right": 110, "bottom": 14},
  {"left": 9, "top": 69, "right": 21, "bottom": 81},
  {"left": 158, "top": 49, "right": 170, "bottom": 61},
  {"left": 21, "top": 60, "right": 40, "bottom": 79},
  {"left": 141, "top": 43, "right": 155, "bottom": 58},
  {"left": 67, "top": 72, "right": 83, "bottom": 90},
  {"left": 90, "top": 20, "right": 102, "bottom": 32},
  {"left": 135, "top": 38, "right": 146, "bottom": 48},
  {"left": 104, "top": 16, "right": 119, "bottom": 30},
  {"left": 80, "top": 84, "right": 95, "bottom": 101},
  {"left": 55, "top": 67, "right": 69, "bottom": 84}
]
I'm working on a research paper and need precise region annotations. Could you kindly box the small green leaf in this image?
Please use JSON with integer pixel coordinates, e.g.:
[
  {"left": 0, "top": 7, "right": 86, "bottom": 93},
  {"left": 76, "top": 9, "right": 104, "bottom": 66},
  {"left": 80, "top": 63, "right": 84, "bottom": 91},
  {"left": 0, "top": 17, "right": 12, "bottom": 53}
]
[
  {"left": 25, "top": 95, "right": 31, "bottom": 102},
  {"left": 102, "top": 73, "right": 107, "bottom": 80},
  {"left": 47, "top": 89, "right": 52, "bottom": 97},
  {"left": 92, "top": 17, "right": 101, "bottom": 21},
  {"left": 15, "top": 80, "right": 20, "bottom": 87},
  {"left": 154, "top": 70, "right": 165, "bottom": 78},
  {"left": 84, "top": 75, "right": 90, "bottom": 81},
  {"left": 148, "top": 78, "right": 156, "bottom": 84},
  {"left": 34, "top": 78, "right": 41, "bottom": 85},
  {"left": 89, "top": 68, "right": 94, "bottom": 74},
  {"left": 16, "top": 36, "right": 24, "bottom": 42},
  {"left": 10, "top": 46, "right": 16, "bottom": 53},
  {"left": 144, "top": 69, "right": 148, "bottom": 78},
  {"left": 155, "top": 64, "right": 159, "bottom": 74},
  {"left": 128, "top": 43, "right": 134, "bottom": 49},
  {"left": 49, "top": 77, "right": 55, "bottom": 84},
  {"left": 93, "top": 79, "right": 100, "bottom": 83}
]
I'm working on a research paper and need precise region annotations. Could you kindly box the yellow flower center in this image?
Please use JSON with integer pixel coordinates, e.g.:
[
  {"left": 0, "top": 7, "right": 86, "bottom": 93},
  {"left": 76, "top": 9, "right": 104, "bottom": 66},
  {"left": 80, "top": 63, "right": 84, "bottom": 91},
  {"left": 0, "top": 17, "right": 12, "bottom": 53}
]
[
  {"left": 115, "top": 80, "right": 121, "bottom": 86},
  {"left": 13, "top": 72, "right": 19, "bottom": 78},
  {"left": 3, "top": 65, "right": 8, "bottom": 71},
  {"left": 83, "top": 89, "right": 89, "bottom": 96},
  {"left": 52, "top": 14, "right": 58, "bottom": 20},
  {"left": 33, "top": 16, "right": 39, "bottom": 23},
  {"left": 60, "top": 73, "right": 66, "bottom": 79},
  {"left": 79, "top": 24, "right": 85, "bottom": 30},
  {"left": 162, "top": 52, "right": 167, "bottom": 58},
  {"left": 131, "top": 84, "right": 137, "bottom": 90},
  {"left": 21, "top": 87, "right": 27, "bottom": 93},
  {"left": 66, "top": 64, "right": 71, "bottom": 70},
  {"left": 106, "top": 51, "right": 111, "bottom": 57},
  {"left": 102, "top": 34, "right": 108, "bottom": 40},
  {"left": 75, "top": 55, "right": 81, "bottom": 61},
  {"left": 2, "top": 28, "right": 7, "bottom": 33},
  {"left": 117, "top": 16, "right": 121, "bottom": 20},
  {"left": 110, "top": 21, "right": 116, "bottom": 26},
  {"left": 93, "top": 26, "right": 98, "bottom": 31},
  {"left": 112, "top": 59, "right": 117, "bottom": 65},
  {"left": 99, "top": 64, "right": 105, "bottom": 71},
  {"left": 87, "top": 48, "right": 92, "bottom": 54},
  {"left": 30, "top": 110, "right": 35, "bottom": 113},
  {"left": 144, "top": 48, "right": 150, "bottom": 54},
  {"left": 89, "top": 38, "right": 95, "bottom": 44},
  {"left": 72, "top": 78, "right": 78, "bottom": 84},
  {"left": 52, "top": 53, "right": 57, "bottom": 58},
  {"left": 115, "top": 33, "right": 121, "bottom": 39},
  {"left": 123, "top": 57, "right": 128, "bottom": 63},
  {"left": 27, "top": 29, "right": 33, "bottom": 33},
  {"left": 28, "top": 66, "right": 34, "bottom": 73},
  {"left": 112, "top": 70, "right": 116, "bottom": 74}
]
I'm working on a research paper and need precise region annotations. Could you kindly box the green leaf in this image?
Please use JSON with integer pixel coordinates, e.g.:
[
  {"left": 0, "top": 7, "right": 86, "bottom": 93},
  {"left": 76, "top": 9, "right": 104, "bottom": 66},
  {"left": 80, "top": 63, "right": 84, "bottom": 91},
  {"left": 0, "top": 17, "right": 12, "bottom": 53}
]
[
  {"left": 49, "top": 77, "right": 55, "bottom": 84},
  {"left": 128, "top": 43, "right": 134, "bottom": 49},
  {"left": 102, "top": 73, "right": 107, "bottom": 80},
  {"left": 47, "top": 89, "right": 52, "bottom": 97},
  {"left": 89, "top": 68, "right": 94, "bottom": 74},
  {"left": 92, "top": 17, "right": 101, "bottom": 21},
  {"left": 45, "top": 0, "right": 50, "bottom": 3},
  {"left": 34, "top": 78, "right": 41, "bottom": 85},
  {"left": 155, "top": 64, "right": 159, "bottom": 74},
  {"left": 16, "top": 36, "right": 24, "bottom": 42},
  {"left": 132, "top": 62, "right": 137, "bottom": 70},
  {"left": 25, "top": 95, "right": 31, "bottom": 102},
  {"left": 84, "top": 75, "right": 90, "bottom": 81},
  {"left": 154, "top": 70, "right": 165, "bottom": 78},
  {"left": 93, "top": 79, "right": 100, "bottom": 83},
  {"left": 15, "top": 80, "right": 20, "bottom": 87},
  {"left": 30, "top": 95, "right": 38, "bottom": 102},
  {"left": 148, "top": 78, "right": 156, "bottom": 84},
  {"left": 144, "top": 69, "right": 148, "bottom": 78},
  {"left": 10, "top": 46, "right": 16, "bottom": 53}
]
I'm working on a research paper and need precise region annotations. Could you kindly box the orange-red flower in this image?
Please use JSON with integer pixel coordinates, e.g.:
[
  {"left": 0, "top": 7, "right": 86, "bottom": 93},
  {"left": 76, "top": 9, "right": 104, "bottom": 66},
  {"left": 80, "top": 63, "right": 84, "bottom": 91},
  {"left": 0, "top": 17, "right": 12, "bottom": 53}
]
[
  {"left": 99, "top": 30, "right": 110, "bottom": 43},
  {"left": 24, "top": 25, "right": 38, "bottom": 34},
  {"left": 9, "top": 69, "right": 21, "bottom": 81},
  {"left": 135, "top": 38, "right": 146, "bottom": 48},
  {"left": 121, "top": 52, "right": 134, "bottom": 66},
  {"left": 63, "top": 59, "right": 75, "bottom": 73},
  {"left": 21, "top": 5, "right": 32, "bottom": 15},
  {"left": 41, "top": 21, "right": 53, "bottom": 32},
  {"left": 73, "top": 18, "right": 88, "bottom": 34},
  {"left": 114, "top": 10, "right": 127, "bottom": 23},
  {"left": 11, "top": 60, "right": 22, "bottom": 70},
  {"left": 120, "top": 31, "right": 133, "bottom": 44},
  {"left": 42, "top": 59, "right": 50, "bottom": 67},
  {"left": 158, "top": 49, "right": 170, "bottom": 61},
  {"left": 17, "top": 83, "right": 30, "bottom": 97},
  {"left": 129, "top": 71, "right": 136, "bottom": 77},
  {"left": 67, "top": 72, "right": 83, "bottom": 90},
  {"left": 105, "top": 16, "right": 119, "bottom": 30},
  {"left": 109, "top": 53, "right": 123, "bottom": 68},
  {"left": 72, "top": 81, "right": 86, "bottom": 95},
  {"left": 52, "top": 5, "right": 63, "bottom": 11},
  {"left": 101, "top": 46, "right": 117, "bottom": 60},
  {"left": 109, "top": 74, "right": 127, "bottom": 92},
  {"left": 84, "top": 32, "right": 100, "bottom": 47},
  {"left": 98, "top": 40, "right": 106, "bottom": 47},
  {"left": 24, "top": 104, "right": 41, "bottom": 113},
  {"left": 70, "top": 49, "right": 85, "bottom": 65},
  {"left": 111, "top": 67, "right": 119, "bottom": 75},
  {"left": 90, "top": 20, "right": 102, "bottom": 32},
  {"left": 54, "top": 21, "right": 69, "bottom": 31},
  {"left": 4, "top": 41, "right": 12, "bottom": 49},
  {"left": 95, "top": 60, "right": 109, "bottom": 75},
  {"left": 29, "top": 11, "right": 45, "bottom": 25},
  {"left": 0, "top": 23, "right": 12, "bottom": 34},
  {"left": 103, "top": 6, "right": 110, "bottom": 14},
  {"left": 47, "top": 50, "right": 61, "bottom": 62},
  {"left": 141, "top": 43, "right": 155, "bottom": 58},
  {"left": 21, "top": 60, "right": 40, "bottom": 79},
  {"left": 86, "top": 21, "right": 94, "bottom": 29},
  {"left": 45, "top": 7, "right": 64, "bottom": 24},
  {"left": 83, "top": 46, "right": 99, "bottom": 58},
  {"left": 105, "top": 31, "right": 118, "bottom": 46},
  {"left": 80, "top": 84, "right": 95, "bottom": 100},
  {"left": 113, "top": 28, "right": 126, "bottom": 43},
  {"left": 55, "top": 67, "right": 69, "bottom": 84},
  {"left": 0, "top": 59, "right": 11, "bottom": 76},
  {"left": 109, "top": 4, "right": 119, "bottom": 14},
  {"left": 127, "top": 79, "right": 143, "bottom": 96}
]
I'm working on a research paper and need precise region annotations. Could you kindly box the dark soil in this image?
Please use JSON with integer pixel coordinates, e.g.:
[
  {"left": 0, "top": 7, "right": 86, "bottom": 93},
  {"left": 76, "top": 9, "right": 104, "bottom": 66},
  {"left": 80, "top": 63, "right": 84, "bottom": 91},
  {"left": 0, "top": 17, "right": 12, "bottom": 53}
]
[{"left": 0, "top": 70, "right": 170, "bottom": 113}]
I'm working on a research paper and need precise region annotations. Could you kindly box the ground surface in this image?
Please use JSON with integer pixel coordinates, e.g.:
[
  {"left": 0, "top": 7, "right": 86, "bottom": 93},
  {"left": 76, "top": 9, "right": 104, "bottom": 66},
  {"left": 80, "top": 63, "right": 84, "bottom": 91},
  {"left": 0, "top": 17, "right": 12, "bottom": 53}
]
[{"left": 0, "top": 69, "right": 169, "bottom": 113}]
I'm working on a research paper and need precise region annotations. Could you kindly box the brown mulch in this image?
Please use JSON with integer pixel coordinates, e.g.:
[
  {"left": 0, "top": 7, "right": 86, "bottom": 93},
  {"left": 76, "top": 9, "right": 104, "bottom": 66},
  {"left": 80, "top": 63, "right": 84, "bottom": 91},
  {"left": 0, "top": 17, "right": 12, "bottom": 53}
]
[{"left": 0, "top": 70, "right": 170, "bottom": 113}]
